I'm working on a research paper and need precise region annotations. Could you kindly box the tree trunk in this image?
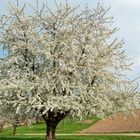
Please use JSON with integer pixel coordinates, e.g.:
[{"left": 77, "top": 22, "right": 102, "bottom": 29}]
[
  {"left": 42, "top": 110, "right": 69, "bottom": 140},
  {"left": 12, "top": 125, "right": 17, "bottom": 136},
  {"left": 0, "top": 124, "right": 4, "bottom": 133},
  {"left": 12, "top": 118, "right": 18, "bottom": 136},
  {"left": 46, "top": 120, "right": 56, "bottom": 140}
]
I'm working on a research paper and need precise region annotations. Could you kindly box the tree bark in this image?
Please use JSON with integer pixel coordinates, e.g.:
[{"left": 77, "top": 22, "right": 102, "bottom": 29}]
[
  {"left": 12, "top": 125, "right": 17, "bottom": 136},
  {"left": 46, "top": 120, "right": 56, "bottom": 140},
  {"left": 12, "top": 118, "right": 19, "bottom": 136},
  {"left": 0, "top": 124, "right": 4, "bottom": 133},
  {"left": 43, "top": 110, "right": 69, "bottom": 140}
]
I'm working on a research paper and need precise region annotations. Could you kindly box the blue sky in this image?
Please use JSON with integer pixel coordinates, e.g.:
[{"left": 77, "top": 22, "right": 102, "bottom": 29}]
[{"left": 0, "top": 0, "right": 140, "bottom": 80}]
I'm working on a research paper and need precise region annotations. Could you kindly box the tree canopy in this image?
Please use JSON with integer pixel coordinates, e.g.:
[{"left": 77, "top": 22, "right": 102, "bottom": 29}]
[{"left": 0, "top": 1, "right": 140, "bottom": 140}]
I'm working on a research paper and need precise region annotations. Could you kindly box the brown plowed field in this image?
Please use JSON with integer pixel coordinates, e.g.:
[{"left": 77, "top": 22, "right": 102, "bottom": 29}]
[{"left": 81, "top": 110, "right": 140, "bottom": 133}]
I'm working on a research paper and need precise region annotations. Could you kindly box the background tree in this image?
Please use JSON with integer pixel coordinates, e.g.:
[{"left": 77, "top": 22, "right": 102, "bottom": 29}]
[
  {"left": 0, "top": 1, "right": 140, "bottom": 140},
  {"left": 0, "top": 98, "right": 30, "bottom": 135},
  {"left": 0, "top": 100, "right": 10, "bottom": 133}
]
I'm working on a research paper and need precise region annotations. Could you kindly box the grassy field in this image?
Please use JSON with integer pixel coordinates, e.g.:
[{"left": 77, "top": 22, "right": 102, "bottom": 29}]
[
  {"left": 0, "top": 117, "right": 99, "bottom": 135},
  {"left": 0, "top": 117, "right": 140, "bottom": 140}
]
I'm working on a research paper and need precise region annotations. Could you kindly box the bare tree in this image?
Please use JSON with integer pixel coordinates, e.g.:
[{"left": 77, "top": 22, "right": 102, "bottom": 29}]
[{"left": 0, "top": 1, "right": 140, "bottom": 140}]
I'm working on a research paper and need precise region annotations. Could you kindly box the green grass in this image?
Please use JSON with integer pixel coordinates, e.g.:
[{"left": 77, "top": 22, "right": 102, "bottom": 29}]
[
  {"left": 0, "top": 117, "right": 100, "bottom": 135},
  {"left": 0, "top": 135, "right": 140, "bottom": 140},
  {"left": 0, "top": 117, "right": 140, "bottom": 140}
]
